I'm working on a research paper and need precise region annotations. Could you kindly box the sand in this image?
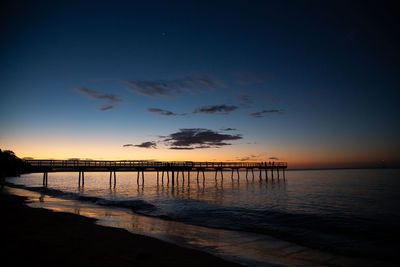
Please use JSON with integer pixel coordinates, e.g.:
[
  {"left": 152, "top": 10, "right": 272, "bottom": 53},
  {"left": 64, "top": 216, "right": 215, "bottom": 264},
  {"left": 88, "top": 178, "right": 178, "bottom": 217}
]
[{"left": 0, "top": 188, "right": 239, "bottom": 267}]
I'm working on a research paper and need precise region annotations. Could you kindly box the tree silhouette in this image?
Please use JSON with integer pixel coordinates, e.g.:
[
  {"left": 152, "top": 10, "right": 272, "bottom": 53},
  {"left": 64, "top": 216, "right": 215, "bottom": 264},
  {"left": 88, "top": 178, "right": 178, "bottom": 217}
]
[{"left": 0, "top": 149, "right": 31, "bottom": 178}]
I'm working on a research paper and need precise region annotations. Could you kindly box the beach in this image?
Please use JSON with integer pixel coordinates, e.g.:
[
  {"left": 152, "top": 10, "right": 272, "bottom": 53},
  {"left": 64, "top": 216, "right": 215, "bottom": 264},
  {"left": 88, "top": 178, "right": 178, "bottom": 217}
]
[
  {"left": 0, "top": 188, "right": 238, "bottom": 267},
  {"left": 3, "top": 169, "right": 400, "bottom": 266}
]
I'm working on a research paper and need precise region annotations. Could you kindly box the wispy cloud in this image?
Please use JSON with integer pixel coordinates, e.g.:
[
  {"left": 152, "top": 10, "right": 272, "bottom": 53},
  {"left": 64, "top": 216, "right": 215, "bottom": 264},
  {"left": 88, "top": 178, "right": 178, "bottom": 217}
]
[
  {"left": 237, "top": 155, "right": 258, "bottom": 161},
  {"left": 221, "top": 128, "right": 237, "bottom": 131},
  {"left": 250, "top": 109, "right": 284, "bottom": 118},
  {"left": 235, "top": 71, "right": 269, "bottom": 85},
  {"left": 123, "top": 142, "right": 157, "bottom": 148},
  {"left": 269, "top": 157, "right": 279, "bottom": 160},
  {"left": 76, "top": 87, "right": 123, "bottom": 102},
  {"left": 98, "top": 105, "right": 115, "bottom": 111},
  {"left": 123, "top": 144, "right": 134, "bottom": 147},
  {"left": 135, "top": 141, "right": 157, "bottom": 148},
  {"left": 126, "top": 74, "right": 220, "bottom": 98},
  {"left": 238, "top": 94, "right": 253, "bottom": 105},
  {"left": 238, "top": 94, "right": 254, "bottom": 108},
  {"left": 146, "top": 108, "right": 186, "bottom": 116},
  {"left": 164, "top": 128, "right": 242, "bottom": 149},
  {"left": 193, "top": 105, "right": 238, "bottom": 114},
  {"left": 169, "top": 147, "right": 195, "bottom": 150}
]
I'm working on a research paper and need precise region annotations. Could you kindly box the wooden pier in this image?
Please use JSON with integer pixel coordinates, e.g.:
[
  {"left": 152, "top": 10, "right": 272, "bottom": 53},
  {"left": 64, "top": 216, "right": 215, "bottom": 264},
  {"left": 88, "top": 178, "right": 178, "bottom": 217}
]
[{"left": 25, "top": 160, "right": 288, "bottom": 187}]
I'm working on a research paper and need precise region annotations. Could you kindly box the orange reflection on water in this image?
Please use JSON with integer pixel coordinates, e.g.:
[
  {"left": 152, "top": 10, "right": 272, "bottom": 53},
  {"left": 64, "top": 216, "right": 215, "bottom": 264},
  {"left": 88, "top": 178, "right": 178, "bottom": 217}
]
[{"left": 5, "top": 186, "right": 377, "bottom": 267}]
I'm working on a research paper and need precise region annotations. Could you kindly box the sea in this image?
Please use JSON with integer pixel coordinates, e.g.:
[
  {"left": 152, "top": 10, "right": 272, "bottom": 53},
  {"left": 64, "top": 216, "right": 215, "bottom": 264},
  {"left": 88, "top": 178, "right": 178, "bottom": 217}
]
[{"left": 5, "top": 169, "right": 400, "bottom": 266}]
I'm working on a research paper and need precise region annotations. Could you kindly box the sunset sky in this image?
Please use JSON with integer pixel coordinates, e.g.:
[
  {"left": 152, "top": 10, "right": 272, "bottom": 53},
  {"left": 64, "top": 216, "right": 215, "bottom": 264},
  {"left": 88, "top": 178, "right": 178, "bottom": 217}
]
[{"left": 1, "top": 1, "right": 399, "bottom": 169}]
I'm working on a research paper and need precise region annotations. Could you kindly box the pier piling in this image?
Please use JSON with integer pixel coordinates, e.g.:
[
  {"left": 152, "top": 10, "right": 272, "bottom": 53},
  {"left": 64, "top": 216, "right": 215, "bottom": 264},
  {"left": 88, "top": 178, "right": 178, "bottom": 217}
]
[
  {"left": 27, "top": 160, "right": 288, "bottom": 188},
  {"left": 43, "top": 172, "right": 48, "bottom": 186}
]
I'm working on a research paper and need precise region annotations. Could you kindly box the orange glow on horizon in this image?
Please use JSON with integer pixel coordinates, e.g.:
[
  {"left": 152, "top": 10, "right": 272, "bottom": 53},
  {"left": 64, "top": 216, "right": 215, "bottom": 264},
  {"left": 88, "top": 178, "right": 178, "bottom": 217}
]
[
  {"left": 6, "top": 146, "right": 397, "bottom": 170},
  {"left": 3, "top": 135, "right": 398, "bottom": 169}
]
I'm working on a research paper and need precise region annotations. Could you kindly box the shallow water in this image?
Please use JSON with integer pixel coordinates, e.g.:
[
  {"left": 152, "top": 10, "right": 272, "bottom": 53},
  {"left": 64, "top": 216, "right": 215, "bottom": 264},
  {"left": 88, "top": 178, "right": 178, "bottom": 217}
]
[{"left": 6, "top": 169, "right": 400, "bottom": 265}]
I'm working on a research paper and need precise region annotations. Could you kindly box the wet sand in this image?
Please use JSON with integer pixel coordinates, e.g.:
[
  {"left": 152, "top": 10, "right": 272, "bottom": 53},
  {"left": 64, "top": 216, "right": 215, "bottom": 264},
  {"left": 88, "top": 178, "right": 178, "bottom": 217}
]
[{"left": 0, "top": 188, "right": 239, "bottom": 267}]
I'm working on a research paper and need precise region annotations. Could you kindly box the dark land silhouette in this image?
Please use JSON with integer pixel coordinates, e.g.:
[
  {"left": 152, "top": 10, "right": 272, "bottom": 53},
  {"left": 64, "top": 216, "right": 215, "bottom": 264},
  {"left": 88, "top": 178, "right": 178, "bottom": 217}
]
[
  {"left": 0, "top": 149, "right": 31, "bottom": 178},
  {"left": 0, "top": 190, "right": 238, "bottom": 267},
  {"left": 1, "top": 152, "right": 239, "bottom": 266}
]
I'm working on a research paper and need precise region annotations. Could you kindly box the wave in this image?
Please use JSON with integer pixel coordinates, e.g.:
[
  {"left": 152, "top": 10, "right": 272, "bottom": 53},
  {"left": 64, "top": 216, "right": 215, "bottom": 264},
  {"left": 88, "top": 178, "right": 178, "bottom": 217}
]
[
  {"left": 139, "top": 200, "right": 399, "bottom": 261},
  {"left": 6, "top": 182, "right": 399, "bottom": 262},
  {"left": 5, "top": 182, "right": 155, "bottom": 212}
]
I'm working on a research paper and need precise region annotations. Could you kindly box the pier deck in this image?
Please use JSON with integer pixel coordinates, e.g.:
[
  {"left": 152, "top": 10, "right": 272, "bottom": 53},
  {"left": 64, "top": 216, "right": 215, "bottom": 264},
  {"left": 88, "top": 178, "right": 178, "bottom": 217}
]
[{"left": 25, "top": 160, "right": 287, "bottom": 186}]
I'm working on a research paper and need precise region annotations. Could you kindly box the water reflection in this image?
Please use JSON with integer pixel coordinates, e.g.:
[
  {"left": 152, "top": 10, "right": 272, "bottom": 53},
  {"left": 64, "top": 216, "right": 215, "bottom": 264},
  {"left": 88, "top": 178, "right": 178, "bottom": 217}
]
[
  {"left": 6, "top": 186, "right": 371, "bottom": 267},
  {"left": 39, "top": 191, "right": 46, "bottom": 202},
  {"left": 124, "top": 171, "right": 287, "bottom": 205},
  {"left": 78, "top": 184, "right": 85, "bottom": 193},
  {"left": 13, "top": 170, "right": 288, "bottom": 220}
]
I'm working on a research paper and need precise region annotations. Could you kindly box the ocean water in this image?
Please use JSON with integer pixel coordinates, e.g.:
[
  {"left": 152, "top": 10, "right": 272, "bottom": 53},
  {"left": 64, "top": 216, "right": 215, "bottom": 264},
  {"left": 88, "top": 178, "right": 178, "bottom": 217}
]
[{"left": 6, "top": 169, "right": 400, "bottom": 266}]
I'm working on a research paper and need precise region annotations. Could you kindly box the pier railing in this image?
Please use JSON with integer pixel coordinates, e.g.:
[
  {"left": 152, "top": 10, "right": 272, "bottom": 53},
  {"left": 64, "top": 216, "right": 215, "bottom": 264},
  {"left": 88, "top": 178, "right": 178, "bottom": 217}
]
[
  {"left": 25, "top": 160, "right": 287, "bottom": 187},
  {"left": 25, "top": 160, "right": 287, "bottom": 169}
]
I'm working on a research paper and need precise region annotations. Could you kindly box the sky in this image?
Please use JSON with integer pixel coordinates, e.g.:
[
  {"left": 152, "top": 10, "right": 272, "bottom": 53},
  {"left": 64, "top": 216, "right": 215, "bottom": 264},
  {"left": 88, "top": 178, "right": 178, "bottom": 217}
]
[{"left": 1, "top": 0, "right": 399, "bottom": 169}]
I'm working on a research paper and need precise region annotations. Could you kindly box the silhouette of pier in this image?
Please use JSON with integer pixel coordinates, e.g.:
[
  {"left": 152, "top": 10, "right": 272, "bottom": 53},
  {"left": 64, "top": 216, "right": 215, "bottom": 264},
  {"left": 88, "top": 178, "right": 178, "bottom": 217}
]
[{"left": 25, "top": 160, "right": 287, "bottom": 187}]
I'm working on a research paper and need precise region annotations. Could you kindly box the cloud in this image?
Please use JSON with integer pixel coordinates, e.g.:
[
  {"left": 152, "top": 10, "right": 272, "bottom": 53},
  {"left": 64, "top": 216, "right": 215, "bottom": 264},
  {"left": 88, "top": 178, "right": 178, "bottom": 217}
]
[
  {"left": 135, "top": 142, "right": 157, "bottom": 148},
  {"left": 164, "top": 128, "right": 242, "bottom": 149},
  {"left": 146, "top": 108, "right": 186, "bottom": 116},
  {"left": 98, "top": 105, "right": 115, "bottom": 111},
  {"left": 76, "top": 87, "right": 123, "bottom": 102},
  {"left": 221, "top": 128, "right": 237, "bottom": 131},
  {"left": 238, "top": 94, "right": 253, "bottom": 106},
  {"left": 250, "top": 109, "right": 284, "bottom": 118},
  {"left": 123, "top": 128, "right": 243, "bottom": 150},
  {"left": 169, "top": 145, "right": 214, "bottom": 150},
  {"left": 123, "top": 144, "right": 134, "bottom": 147},
  {"left": 235, "top": 71, "right": 269, "bottom": 85},
  {"left": 236, "top": 154, "right": 258, "bottom": 161},
  {"left": 127, "top": 81, "right": 179, "bottom": 97},
  {"left": 269, "top": 157, "right": 279, "bottom": 160},
  {"left": 193, "top": 105, "right": 238, "bottom": 114},
  {"left": 123, "top": 142, "right": 157, "bottom": 148},
  {"left": 126, "top": 74, "right": 219, "bottom": 98}
]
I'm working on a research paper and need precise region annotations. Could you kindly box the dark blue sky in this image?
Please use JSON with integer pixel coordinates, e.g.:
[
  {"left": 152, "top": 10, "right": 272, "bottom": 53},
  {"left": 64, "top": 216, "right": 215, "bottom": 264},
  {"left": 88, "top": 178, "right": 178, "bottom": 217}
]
[{"left": 1, "top": 0, "right": 399, "bottom": 167}]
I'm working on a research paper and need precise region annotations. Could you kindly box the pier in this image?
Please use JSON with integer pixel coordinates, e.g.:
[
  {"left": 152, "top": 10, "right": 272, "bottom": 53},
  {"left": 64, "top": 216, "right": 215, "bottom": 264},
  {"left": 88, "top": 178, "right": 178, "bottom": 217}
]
[{"left": 25, "top": 160, "right": 288, "bottom": 187}]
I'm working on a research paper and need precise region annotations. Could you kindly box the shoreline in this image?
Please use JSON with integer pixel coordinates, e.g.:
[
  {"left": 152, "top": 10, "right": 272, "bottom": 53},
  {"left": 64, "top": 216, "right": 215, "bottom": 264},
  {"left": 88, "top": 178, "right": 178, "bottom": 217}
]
[
  {"left": 3, "top": 177, "right": 397, "bottom": 267},
  {"left": 0, "top": 187, "right": 239, "bottom": 267}
]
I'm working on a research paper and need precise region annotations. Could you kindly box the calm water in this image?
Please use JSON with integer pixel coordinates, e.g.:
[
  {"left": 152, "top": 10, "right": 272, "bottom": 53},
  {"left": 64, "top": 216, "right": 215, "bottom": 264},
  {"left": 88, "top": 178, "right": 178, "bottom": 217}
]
[{"left": 6, "top": 169, "right": 400, "bottom": 265}]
